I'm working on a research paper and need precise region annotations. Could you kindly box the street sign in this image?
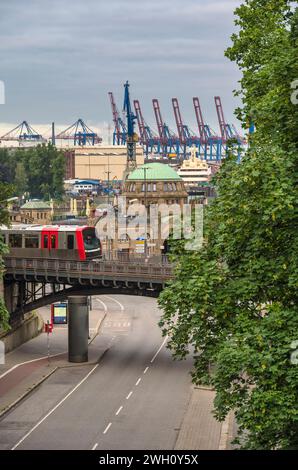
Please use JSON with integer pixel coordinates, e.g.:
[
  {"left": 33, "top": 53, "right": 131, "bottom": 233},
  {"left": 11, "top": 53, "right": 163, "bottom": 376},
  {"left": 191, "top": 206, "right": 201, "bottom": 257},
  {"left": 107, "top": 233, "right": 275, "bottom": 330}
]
[
  {"left": 51, "top": 302, "right": 68, "bottom": 324},
  {"left": 135, "top": 239, "right": 145, "bottom": 253},
  {"left": 44, "top": 322, "right": 53, "bottom": 333}
]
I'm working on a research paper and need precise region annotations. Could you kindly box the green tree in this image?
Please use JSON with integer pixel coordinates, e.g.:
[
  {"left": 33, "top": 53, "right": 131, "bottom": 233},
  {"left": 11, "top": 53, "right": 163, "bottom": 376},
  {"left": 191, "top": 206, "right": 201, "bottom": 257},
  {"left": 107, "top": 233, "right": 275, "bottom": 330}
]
[
  {"left": 14, "top": 161, "right": 28, "bottom": 196},
  {"left": 158, "top": 0, "right": 298, "bottom": 449},
  {"left": 22, "top": 143, "right": 65, "bottom": 200},
  {"left": 0, "top": 182, "right": 13, "bottom": 331}
]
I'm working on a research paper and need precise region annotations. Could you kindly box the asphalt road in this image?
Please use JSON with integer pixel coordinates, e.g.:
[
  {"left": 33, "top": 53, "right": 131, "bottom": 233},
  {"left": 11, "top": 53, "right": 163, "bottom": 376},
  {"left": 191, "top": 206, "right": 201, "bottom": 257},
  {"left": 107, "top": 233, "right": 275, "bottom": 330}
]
[{"left": 0, "top": 295, "right": 193, "bottom": 450}]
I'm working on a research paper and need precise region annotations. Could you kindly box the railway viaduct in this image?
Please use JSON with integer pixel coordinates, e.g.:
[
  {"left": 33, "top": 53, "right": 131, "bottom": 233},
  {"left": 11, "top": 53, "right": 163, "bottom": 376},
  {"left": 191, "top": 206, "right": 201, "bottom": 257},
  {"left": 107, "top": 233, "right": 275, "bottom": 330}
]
[{"left": 2, "top": 255, "right": 173, "bottom": 324}]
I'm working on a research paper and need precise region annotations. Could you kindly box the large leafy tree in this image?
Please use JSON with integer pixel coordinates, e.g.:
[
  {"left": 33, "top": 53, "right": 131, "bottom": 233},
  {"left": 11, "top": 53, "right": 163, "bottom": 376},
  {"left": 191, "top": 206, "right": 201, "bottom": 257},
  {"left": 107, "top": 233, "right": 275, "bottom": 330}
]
[
  {"left": 159, "top": 0, "right": 298, "bottom": 449},
  {"left": 0, "top": 143, "right": 65, "bottom": 200},
  {"left": 0, "top": 182, "right": 14, "bottom": 331}
]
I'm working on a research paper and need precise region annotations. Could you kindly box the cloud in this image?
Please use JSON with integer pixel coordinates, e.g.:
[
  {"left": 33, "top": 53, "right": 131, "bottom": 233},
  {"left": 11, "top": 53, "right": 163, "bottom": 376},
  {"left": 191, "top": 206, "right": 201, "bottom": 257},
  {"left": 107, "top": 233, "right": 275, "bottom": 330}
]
[{"left": 0, "top": 0, "right": 242, "bottom": 135}]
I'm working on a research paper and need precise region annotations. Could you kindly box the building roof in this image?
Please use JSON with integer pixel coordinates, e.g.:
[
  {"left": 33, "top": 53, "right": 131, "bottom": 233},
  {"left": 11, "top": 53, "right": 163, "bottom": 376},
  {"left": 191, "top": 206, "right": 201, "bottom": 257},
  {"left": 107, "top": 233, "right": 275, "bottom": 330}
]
[
  {"left": 127, "top": 163, "right": 182, "bottom": 181},
  {"left": 21, "top": 200, "right": 51, "bottom": 210}
]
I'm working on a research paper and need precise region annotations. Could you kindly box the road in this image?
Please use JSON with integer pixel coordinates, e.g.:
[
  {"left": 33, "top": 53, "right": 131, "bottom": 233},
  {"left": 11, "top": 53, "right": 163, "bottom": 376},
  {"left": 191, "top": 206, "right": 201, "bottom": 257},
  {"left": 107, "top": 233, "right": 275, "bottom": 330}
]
[{"left": 0, "top": 295, "right": 193, "bottom": 450}]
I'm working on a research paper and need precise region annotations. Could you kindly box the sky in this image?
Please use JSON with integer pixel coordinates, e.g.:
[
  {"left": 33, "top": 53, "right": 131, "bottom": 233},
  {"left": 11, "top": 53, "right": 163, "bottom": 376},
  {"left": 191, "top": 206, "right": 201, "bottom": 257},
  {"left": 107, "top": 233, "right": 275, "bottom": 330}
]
[{"left": 0, "top": 0, "right": 242, "bottom": 143}]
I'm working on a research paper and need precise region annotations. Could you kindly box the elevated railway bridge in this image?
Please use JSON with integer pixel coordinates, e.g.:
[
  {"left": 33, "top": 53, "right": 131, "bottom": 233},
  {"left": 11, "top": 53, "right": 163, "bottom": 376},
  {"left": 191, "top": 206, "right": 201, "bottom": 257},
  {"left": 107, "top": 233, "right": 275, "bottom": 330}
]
[{"left": 3, "top": 255, "right": 174, "bottom": 324}]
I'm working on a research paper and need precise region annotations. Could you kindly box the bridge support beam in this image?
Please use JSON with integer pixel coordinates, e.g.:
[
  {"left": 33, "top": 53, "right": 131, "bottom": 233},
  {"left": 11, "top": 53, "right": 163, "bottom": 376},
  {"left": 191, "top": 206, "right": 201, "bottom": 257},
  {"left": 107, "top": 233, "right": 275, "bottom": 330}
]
[{"left": 68, "top": 296, "right": 89, "bottom": 363}]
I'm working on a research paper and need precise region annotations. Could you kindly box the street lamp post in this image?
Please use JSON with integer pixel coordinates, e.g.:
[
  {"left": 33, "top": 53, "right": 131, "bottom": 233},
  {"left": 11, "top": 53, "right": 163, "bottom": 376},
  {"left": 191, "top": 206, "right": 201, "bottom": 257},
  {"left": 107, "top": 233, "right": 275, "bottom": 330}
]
[{"left": 143, "top": 166, "right": 151, "bottom": 258}]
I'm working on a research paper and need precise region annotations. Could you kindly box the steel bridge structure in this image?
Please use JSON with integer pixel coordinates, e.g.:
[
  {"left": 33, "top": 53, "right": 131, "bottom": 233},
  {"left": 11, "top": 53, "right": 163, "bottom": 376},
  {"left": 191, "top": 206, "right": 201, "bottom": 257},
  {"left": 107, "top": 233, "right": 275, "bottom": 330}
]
[{"left": 3, "top": 256, "right": 173, "bottom": 324}]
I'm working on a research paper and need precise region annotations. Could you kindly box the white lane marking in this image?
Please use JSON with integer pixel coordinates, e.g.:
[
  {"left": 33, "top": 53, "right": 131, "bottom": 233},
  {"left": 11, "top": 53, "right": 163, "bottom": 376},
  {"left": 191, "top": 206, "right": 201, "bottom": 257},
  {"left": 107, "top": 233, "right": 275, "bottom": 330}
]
[
  {"left": 103, "top": 295, "right": 124, "bottom": 311},
  {"left": 143, "top": 367, "right": 149, "bottom": 374},
  {"left": 135, "top": 378, "right": 141, "bottom": 386},
  {"left": 150, "top": 336, "right": 169, "bottom": 363},
  {"left": 0, "top": 351, "right": 66, "bottom": 380},
  {"left": 92, "top": 443, "right": 98, "bottom": 450},
  {"left": 103, "top": 422, "right": 112, "bottom": 434},
  {"left": 11, "top": 364, "right": 99, "bottom": 450},
  {"left": 96, "top": 298, "right": 108, "bottom": 313},
  {"left": 115, "top": 406, "right": 123, "bottom": 416},
  {"left": 126, "top": 391, "right": 133, "bottom": 400}
]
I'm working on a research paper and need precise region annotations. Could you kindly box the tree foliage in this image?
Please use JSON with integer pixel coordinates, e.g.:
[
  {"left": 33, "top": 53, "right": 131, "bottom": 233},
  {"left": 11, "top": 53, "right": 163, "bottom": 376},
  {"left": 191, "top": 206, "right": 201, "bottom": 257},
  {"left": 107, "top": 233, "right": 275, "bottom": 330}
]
[
  {"left": 0, "top": 182, "right": 13, "bottom": 331},
  {"left": 0, "top": 143, "right": 65, "bottom": 200},
  {"left": 158, "top": 0, "right": 298, "bottom": 449}
]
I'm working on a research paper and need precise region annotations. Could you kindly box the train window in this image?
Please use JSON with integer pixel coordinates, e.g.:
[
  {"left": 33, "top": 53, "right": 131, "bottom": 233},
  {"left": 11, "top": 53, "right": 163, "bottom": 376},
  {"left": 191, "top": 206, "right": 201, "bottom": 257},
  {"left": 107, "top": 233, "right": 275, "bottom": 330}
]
[
  {"left": 50, "top": 235, "right": 56, "bottom": 249},
  {"left": 9, "top": 234, "right": 22, "bottom": 248},
  {"left": 83, "top": 228, "right": 100, "bottom": 251},
  {"left": 44, "top": 235, "right": 48, "bottom": 248},
  {"left": 25, "top": 236, "right": 39, "bottom": 248},
  {"left": 67, "top": 234, "right": 74, "bottom": 250}
]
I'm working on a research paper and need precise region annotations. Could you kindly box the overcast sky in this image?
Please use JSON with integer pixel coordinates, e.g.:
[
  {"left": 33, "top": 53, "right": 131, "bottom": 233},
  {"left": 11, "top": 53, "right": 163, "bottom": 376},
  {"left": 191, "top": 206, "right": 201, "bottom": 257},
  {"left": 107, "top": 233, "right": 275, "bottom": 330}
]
[{"left": 0, "top": 0, "right": 242, "bottom": 141}]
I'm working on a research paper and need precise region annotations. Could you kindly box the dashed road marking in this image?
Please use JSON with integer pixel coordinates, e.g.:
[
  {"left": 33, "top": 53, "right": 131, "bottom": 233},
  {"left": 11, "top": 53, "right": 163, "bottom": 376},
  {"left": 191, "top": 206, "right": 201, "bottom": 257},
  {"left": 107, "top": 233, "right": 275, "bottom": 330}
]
[
  {"left": 116, "top": 406, "right": 123, "bottom": 416},
  {"left": 126, "top": 391, "right": 133, "bottom": 400},
  {"left": 143, "top": 367, "right": 149, "bottom": 374},
  {"left": 103, "top": 422, "right": 112, "bottom": 434},
  {"left": 135, "top": 378, "right": 141, "bottom": 386},
  {"left": 92, "top": 443, "right": 98, "bottom": 450}
]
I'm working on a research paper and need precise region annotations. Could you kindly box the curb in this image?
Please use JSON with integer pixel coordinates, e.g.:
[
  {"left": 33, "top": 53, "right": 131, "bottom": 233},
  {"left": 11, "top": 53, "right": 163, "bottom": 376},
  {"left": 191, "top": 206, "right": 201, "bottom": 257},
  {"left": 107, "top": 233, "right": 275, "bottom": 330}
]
[{"left": 218, "top": 411, "right": 233, "bottom": 450}]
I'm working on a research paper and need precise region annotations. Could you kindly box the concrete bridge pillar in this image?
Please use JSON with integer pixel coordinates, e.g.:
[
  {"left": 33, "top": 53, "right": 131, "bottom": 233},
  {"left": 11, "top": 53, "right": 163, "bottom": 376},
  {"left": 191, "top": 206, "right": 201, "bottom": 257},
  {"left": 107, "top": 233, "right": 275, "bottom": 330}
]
[{"left": 68, "top": 296, "right": 89, "bottom": 363}]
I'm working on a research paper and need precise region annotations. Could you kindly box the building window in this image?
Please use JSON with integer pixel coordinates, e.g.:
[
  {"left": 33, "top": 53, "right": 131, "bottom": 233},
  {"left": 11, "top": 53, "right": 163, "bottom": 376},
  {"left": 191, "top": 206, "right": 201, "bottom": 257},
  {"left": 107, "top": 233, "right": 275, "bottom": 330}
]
[
  {"left": 141, "top": 183, "right": 145, "bottom": 192},
  {"left": 153, "top": 183, "right": 156, "bottom": 192},
  {"left": 67, "top": 234, "right": 74, "bottom": 250},
  {"left": 25, "top": 236, "right": 39, "bottom": 248},
  {"left": 147, "top": 183, "right": 151, "bottom": 192},
  {"left": 9, "top": 234, "right": 22, "bottom": 248}
]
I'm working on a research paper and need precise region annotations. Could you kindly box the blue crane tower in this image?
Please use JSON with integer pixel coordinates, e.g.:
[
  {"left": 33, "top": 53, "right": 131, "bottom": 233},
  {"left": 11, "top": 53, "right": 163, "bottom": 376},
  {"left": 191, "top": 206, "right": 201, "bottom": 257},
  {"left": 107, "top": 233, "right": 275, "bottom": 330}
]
[{"left": 123, "top": 81, "right": 139, "bottom": 175}]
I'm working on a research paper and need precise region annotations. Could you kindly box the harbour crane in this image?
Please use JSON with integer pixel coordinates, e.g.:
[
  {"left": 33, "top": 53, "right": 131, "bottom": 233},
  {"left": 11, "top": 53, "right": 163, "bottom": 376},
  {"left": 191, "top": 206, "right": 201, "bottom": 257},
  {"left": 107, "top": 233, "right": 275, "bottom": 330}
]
[
  {"left": 55, "top": 119, "right": 102, "bottom": 146},
  {"left": 108, "top": 92, "right": 127, "bottom": 145},
  {"left": 0, "top": 121, "right": 46, "bottom": 145},
  {"left": 193, "top": 97, "right": 223, "bottom": 161},
  {"left": 214, "top": 96, "right": 244, "bottom": 145},
  {"left": 123, "top": 81, "right": 138, "bottom": 173},
  {"left": 152, "top": 98, "right": 180, "bottom": 158},
  {"left": 172, "top": 98, "right": 200, "bottom": 156},
  {"left": 133, "top": 99, "right": 160, "bottom": 156}
]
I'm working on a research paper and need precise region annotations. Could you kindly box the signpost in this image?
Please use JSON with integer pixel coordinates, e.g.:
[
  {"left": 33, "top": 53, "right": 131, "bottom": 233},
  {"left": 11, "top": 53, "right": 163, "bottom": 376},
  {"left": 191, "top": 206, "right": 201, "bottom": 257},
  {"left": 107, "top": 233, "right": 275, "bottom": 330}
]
[{"left": 44, "top": 320, "right": 53, "bottom": 366}]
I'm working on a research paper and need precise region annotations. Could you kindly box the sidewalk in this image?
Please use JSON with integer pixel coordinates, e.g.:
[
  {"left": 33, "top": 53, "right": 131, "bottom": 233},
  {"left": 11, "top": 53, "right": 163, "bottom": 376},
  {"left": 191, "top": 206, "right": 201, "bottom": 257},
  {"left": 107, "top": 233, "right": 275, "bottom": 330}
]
[
  {"left": 175, "top": 385, "right": 234, "bottom": 450},
  {"left": 0, "top": 306, "right": 106, "bottom": 416}
]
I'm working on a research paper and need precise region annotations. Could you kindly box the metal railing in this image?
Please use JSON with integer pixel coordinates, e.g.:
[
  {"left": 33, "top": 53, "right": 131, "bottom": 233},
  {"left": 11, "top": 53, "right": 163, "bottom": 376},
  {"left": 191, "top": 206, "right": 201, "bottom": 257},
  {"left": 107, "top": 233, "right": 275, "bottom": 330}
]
[{"left": 4, "top": 256, "right": 173, "bottom": 281}]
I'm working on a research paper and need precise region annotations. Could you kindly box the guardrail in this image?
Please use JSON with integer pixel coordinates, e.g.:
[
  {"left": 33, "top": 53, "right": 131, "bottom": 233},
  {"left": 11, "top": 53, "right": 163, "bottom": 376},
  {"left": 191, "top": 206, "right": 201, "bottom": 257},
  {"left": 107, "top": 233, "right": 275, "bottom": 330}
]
[{"left": 4, "top": 256, "right": 173, "bottom": 282}]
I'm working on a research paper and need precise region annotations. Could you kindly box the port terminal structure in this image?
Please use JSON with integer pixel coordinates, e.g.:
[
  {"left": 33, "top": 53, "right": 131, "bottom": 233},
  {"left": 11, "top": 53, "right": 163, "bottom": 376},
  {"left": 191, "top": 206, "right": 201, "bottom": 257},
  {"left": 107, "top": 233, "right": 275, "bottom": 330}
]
[{"left": 109, "top": 89, "right": 245, "bottom": 162}]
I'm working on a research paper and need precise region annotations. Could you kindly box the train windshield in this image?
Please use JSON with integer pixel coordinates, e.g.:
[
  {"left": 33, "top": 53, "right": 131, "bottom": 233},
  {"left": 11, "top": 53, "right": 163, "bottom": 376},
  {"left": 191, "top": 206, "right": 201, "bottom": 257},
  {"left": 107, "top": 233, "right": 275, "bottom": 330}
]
[{"left": 82, "top": 228, "right": 100, "bottom": 251}]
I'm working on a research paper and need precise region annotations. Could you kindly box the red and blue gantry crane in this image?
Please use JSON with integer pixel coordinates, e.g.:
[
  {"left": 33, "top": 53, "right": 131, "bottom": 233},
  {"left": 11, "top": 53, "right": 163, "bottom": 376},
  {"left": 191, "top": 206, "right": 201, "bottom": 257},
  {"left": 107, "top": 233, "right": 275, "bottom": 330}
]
[
  {"left": 0, "top": 121, "right": 46, "bottom": 145},
  {"left": 152, "top": 98, "right": 180, "bottom": 157},
  {"left": 172, "top": 97, "right": 200, "bottom": 156},
  {"left": 133, "top": 99, "right": 160, "bottom": 156},
  {"left": 193, "top": 97, "right": 223, "bottom": 161},
  {"left": 214, "top": 96, "right": 245, "bottom": 146},
  {"left": 55, "top": 119, "right": 102, "bottom": 146},
  {"left": 108, "top": 92, "right": 127, "bottom": 145}
]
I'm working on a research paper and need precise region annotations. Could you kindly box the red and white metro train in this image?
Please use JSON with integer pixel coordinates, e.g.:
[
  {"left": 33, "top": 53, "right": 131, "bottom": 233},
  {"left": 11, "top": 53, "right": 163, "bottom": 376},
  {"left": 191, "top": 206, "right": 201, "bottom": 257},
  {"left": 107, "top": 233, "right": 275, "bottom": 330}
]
[{"left": 1, "top": 225, "right": 102, "bottom": 261}]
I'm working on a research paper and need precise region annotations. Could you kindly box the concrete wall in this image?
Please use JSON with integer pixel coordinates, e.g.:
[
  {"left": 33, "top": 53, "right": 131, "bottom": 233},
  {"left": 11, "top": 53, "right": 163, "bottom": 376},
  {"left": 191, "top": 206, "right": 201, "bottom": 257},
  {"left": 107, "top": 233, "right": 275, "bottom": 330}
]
[{"left": 1, "top": 313, "right": 44, "bottom": 354}]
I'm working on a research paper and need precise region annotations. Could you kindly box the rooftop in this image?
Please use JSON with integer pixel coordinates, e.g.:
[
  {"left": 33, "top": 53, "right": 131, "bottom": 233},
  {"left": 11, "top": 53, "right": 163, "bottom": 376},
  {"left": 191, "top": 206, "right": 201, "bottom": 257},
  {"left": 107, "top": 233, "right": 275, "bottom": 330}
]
[
  {"left": 21, "top": 200, "right": 51, "bottom": 210},
  {"left": 127, "top": 163, "right": 181, "bottom": 181}
]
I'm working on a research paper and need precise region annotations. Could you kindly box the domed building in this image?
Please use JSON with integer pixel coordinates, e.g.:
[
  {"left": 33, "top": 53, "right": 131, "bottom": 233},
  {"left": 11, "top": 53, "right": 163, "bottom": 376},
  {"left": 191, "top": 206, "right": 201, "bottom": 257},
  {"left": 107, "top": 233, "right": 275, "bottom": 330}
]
[{"left": 123, "top": 162, "right": 188, "bottom": 207}]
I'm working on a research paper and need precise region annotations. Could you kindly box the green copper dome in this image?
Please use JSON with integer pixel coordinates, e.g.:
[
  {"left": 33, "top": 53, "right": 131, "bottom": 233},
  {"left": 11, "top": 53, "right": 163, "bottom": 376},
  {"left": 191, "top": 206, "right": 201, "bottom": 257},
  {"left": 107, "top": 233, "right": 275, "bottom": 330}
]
[{"left": 127, "top": 163, "right": 181, "bottom": 181}]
